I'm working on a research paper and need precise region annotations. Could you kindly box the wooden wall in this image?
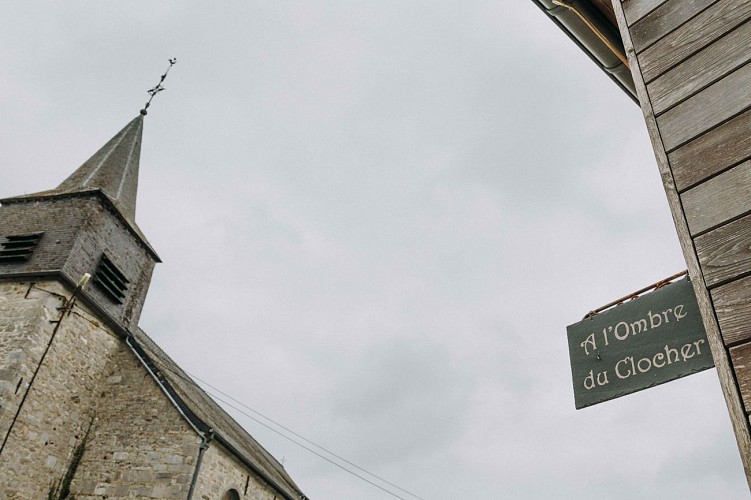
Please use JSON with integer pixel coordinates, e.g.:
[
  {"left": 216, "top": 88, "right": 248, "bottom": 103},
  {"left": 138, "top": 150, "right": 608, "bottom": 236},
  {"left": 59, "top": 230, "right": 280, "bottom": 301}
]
[{"left": 613, "top": 0, "right": 751, "bottom": 486}]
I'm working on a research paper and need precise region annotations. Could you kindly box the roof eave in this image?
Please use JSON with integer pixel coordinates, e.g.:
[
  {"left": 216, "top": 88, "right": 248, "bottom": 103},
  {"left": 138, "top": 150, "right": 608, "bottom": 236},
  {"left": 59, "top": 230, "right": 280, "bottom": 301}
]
[
  {"left": 530, "top": 0, "right": 638, "bottom": 104},
  {"left": 125, "top": 329, "right": 307, "bottom": 500}
]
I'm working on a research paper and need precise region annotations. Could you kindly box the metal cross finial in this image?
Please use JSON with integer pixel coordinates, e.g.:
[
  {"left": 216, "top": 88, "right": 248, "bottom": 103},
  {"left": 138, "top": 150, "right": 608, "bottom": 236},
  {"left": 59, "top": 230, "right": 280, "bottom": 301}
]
[{"left": 140, "top": 58, "right": 177, "bottom": 115}]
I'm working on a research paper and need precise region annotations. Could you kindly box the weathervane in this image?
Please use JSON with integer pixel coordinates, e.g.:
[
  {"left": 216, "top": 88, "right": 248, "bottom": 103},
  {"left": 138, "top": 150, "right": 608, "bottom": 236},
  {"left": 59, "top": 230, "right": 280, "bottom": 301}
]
[{"left": 140, "top": 58, "right": 177, "bottom": 115}]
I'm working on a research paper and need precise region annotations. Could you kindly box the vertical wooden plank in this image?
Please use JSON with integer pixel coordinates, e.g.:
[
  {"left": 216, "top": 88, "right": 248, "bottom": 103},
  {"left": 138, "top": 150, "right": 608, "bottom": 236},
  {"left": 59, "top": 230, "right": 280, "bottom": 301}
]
[{"left": 612, "top": 0, "right": 751, "bottom": 488}]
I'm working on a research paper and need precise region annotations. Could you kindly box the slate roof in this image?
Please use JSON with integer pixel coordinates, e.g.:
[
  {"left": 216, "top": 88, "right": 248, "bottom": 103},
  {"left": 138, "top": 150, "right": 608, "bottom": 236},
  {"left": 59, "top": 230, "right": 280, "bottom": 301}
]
[
  {"left": 9, "top": 115, "right": 144, "bottom": 220},
  {"left": 5, "top": 112, "right": 308, "bottom": 499},
  {"left": 129, "top": 327, "right": 307, "bottom": 500},
  {"left": 56, "top": 114, "right": 144, "bottom": 220},
  {"left": 65, "top": 112, "right": 313, "bottom": 498},
  {"left": 530, "top": 0, "right": 637, "bottom": 103},
  {"left": 0, "top": 114, "right": 159, "bottom": 260}
]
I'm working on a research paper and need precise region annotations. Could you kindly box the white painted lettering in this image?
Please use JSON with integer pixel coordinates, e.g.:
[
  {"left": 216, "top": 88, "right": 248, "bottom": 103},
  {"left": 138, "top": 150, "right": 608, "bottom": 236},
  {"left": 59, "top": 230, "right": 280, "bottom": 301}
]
[
  {"left": 614, "top": 321, "right": 630, "bottom": 341},
  {"left": 673, "top": 304, "right": 686, "bottom": 321},
  {"left": 630, "top": 319, "right": 647, "bottom": 335},
  {"left": 581, "top": 333, "right": 597, "bottom": 355},
  {"left": 693, "top": 339, "right": 705, "bottom": 354},
  {"left": 649, "top": 310, "right": 662, "bottom": 329},
  {"left": 615, "top": 358, "right": 631, "bottom": 379},
  {"left": 637, "top": 357, "right": 651, "bottom": 373},
  {"left": 596, "top": 371, "right": 609, "bottom": 386},
  {"left": 584, "top": 370, "right": 595, "bottom": 390},
  {"left": 653, "top": 352, "right": 665, "bottom": 368},
  {"left": 662, "top": 308, "right": 672, "bottom": 323},
  {"left": 681, "top": 343, "right": 695, "bottom": 361},
  {"left": 665, "top": 345, "right": 679, "bottom": 364}
]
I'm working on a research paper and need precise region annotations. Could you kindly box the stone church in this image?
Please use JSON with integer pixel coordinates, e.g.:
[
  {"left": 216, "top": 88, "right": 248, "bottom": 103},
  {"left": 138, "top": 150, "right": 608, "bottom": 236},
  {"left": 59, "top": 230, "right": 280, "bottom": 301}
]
[{"left": 0, "top": 111, "right": 308, "bottom": 499}]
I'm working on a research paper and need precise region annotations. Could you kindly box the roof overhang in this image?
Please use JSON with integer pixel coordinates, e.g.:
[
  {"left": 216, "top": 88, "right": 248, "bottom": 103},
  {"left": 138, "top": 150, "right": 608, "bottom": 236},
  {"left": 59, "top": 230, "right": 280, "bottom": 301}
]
[{"left": 530, "top": 0, "right": 638, "bottom": 104}]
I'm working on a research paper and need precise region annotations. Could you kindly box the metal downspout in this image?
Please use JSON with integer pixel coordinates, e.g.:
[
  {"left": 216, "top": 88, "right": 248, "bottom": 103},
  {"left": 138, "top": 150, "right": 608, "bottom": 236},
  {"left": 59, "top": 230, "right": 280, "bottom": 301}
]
[
  {"left": 124, "top": 335, "right": 304, "bottom": 500},
  {"left": 186, "top": 430, "right": 214, "bottom": 500},
  {"left": 124, "top": 334, "right": 212, "bottom": 499},
  {"left": 124, "top": 334, "right": 204, "bottom": 436}
]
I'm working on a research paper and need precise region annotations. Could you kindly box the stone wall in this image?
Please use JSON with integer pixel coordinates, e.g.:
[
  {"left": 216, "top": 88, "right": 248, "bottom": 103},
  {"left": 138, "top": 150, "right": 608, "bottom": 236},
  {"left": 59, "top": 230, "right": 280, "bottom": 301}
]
[
  {"left": 0, "top": 194, "right": 157, "bottom": 329},
  {"left": 0, "top": 278, "right": 296, "bottom": 500},
  {"left": 194, "top": 441, "right": 282, "bottom": 500},
  {"left": 0, "top": 281, "right": 53, "bottom": 448},
  {"left": 0, "top": 197, "right": 86, "bottom": 274},
  {"left": 71, "top": 340, "right": 201, "bottom": 499},
  {"left": 63, "top": 196, "right": 157, "bottom": 328},
  {"left": 0, "top": 280, "right": 120, "bottom": 499},
  {"left": 0, "top": 279, "right": 200, "bottom": 499}
]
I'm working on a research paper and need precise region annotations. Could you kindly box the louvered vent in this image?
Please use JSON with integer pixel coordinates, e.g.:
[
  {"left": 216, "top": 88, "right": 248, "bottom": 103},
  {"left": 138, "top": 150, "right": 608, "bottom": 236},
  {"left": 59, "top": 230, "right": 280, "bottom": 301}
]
[
  {"left": 93, "top": 255, "right": 129, "bottom": 305},
  {"left": 0, "top": 233, "right": 43, "bottom": 262}
]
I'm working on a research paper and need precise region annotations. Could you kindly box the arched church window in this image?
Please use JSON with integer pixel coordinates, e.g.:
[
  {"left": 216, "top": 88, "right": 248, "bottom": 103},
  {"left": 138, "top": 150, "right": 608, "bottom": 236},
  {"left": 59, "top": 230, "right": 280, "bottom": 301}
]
[{"left": 222, "top": 489, "right": 241, "bottom": 500}]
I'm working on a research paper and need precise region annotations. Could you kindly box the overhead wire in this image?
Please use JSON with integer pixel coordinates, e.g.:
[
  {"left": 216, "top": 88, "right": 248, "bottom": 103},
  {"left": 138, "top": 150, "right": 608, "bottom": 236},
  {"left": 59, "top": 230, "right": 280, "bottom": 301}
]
[
  {"left": 188, "top": 372, "right": 426, "bottom": 500},
  {"left": 204, "top": 388, "right": 407, "bottom": 500},
  {"left": 26, "top": 286, "right": 423, "bottom": 499},
  {"left": 151, "top": 359, "right": 424, "bottom": 500}
]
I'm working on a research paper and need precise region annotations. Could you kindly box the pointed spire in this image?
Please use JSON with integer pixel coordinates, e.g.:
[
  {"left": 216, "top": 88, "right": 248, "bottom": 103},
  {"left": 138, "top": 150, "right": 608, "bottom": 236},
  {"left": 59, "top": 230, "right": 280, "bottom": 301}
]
[{"left": 55, "top": 115, "right": 144, "bottom": 220}]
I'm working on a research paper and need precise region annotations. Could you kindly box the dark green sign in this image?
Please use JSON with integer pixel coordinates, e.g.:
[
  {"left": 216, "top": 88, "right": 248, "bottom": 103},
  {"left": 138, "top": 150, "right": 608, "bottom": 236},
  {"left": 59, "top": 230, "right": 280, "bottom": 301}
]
[{"left": 567, "top": 277, "right": 714, "bottom": 409}]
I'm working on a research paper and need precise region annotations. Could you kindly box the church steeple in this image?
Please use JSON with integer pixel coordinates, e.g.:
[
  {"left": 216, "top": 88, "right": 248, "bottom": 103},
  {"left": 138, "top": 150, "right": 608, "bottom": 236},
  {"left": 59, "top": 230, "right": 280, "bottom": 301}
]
[
  {"left": 12, "top": 58, "right": 177, "bottom": 224},
  {"left": 54, "top": 115, "right": 144, "bottom": 220},
  {"left": 0, "top": 113, "right": 159, "bottom": 329},
  {"left": 0, "top": 62, "right": 179, "bottom": 329}
]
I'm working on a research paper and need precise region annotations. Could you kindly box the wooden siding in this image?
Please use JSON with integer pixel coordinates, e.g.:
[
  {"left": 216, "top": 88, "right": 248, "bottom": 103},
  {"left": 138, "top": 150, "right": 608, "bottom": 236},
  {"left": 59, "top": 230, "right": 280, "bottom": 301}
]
[
  {"left": 713, "top": 277, "right": 751, "bottom": 345},
  {"left": 647, "top": 19, "right": 751, "bottom": 115},
  {"left": 668, "top": 108, "right": 751, "bottom": 191},
  {"left": 696, "top": 214, "right": 751, "bottom": 287},
  {"left": 681, "top": 160, "right": 751, "bottom": 236},
  {"left": 638, "top": 0, "right": 751, "bottom": 83},
  {"left": 656, "top": 62, "right": 751, "bottom": 152},
  {"left": 623, "top": 0, "right": 670, "bottom": 26},
  {"left": 630, "top": 0, "right": 715, "bottom": 53},
  {"left": 613, "top": 0, "right": 751, "bottom": 487},
  {"left": 731, "top": 343, "right": 751, "bottom": 409}
]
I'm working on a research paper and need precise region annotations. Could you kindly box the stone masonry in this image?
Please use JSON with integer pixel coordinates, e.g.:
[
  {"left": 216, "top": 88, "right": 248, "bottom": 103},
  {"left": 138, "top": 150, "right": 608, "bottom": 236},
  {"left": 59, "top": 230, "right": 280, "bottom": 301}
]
[
  {"left": 194, "top": 443, "right": 281, "bottom": 500},
  {"left": 0, "top": 113, "right": 306, "bottom": 499},
  {"left": 0, "top": 280, "right": 121, "bottom": 499}
]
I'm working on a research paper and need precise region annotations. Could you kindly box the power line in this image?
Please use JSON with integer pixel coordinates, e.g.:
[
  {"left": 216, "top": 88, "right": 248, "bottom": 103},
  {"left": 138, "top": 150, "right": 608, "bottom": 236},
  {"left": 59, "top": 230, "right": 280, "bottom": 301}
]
[
  {"left": 189, "top": 373, "right": 425, "bottom": 500},
  {"left": 55, "top": 300, "right": 422, "bottom": 498},
  {"left": 205, "top": 389, "right": 407, "bottom": 500},
  {"left": 152, "top": 360, "right": 423, "bottom": 500}
]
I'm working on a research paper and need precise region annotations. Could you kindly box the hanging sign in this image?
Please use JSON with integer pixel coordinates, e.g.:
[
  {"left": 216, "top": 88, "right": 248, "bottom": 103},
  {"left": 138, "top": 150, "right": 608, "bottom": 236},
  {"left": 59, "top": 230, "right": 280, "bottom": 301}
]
[{"left": 567, "top": 277, "right": 713, "bottom": 409}]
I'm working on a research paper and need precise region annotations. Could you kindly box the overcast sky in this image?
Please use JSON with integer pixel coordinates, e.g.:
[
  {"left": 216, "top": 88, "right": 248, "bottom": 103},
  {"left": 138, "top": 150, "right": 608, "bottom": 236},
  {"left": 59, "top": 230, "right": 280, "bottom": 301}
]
[{"left": 1, "top": 2, "right": 748, "bottom": 499}]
